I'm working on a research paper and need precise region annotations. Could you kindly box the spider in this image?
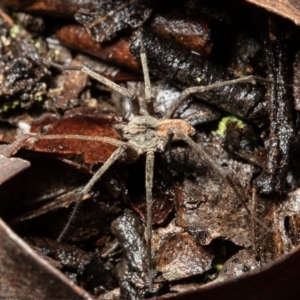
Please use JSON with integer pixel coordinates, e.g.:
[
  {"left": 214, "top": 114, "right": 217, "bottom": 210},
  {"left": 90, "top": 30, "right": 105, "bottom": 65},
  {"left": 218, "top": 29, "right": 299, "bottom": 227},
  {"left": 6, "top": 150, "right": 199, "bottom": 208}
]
[{"left": 39, "top": 36, "right": 266, "bottom": 292}]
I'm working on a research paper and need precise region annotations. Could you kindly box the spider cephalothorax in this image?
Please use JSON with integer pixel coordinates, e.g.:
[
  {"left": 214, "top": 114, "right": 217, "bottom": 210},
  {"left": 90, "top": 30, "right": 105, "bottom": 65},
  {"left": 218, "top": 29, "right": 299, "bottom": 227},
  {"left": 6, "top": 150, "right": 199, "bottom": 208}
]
[{"left": 115, "top": 115, "right": 195, "bottom": 154}]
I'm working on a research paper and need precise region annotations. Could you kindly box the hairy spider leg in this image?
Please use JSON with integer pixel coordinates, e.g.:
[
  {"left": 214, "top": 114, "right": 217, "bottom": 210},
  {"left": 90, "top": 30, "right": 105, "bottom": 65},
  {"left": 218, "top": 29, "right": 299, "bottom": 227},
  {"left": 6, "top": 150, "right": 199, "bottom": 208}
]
[
  {"left": 57, "top": 144, "right": 129, "bottom": 242},
  {"left": 164, "top": 73, "right": 299, "bottom": 119},
  {"left": 167, "top": 128, "right": 270, "bottom": 231},
  {"left": 140, "top": 37, "right": 154, "bottom": 115},
  {"left": 161, "top": 78, "right": 272, "bottom": 232},
  {"left": 164, "top": 75, "right": 256, "bottom": 119},
  {"left": 44, "top": 60, "right": 141, "bottom": 116}
]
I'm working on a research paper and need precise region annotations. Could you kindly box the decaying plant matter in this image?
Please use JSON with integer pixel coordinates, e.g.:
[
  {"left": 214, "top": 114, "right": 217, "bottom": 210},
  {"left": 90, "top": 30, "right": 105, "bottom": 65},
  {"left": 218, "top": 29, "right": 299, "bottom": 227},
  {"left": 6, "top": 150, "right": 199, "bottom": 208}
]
[{"left": 1, "top": 1, "right": 300, "bottom": 299}]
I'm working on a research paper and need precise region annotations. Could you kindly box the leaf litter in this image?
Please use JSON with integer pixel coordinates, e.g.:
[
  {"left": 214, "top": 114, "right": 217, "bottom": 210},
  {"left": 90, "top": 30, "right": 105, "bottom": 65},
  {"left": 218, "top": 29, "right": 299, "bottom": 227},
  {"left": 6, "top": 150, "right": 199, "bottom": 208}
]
[{"left": 1, "top": 1, "right": 300, "bottom": 299}]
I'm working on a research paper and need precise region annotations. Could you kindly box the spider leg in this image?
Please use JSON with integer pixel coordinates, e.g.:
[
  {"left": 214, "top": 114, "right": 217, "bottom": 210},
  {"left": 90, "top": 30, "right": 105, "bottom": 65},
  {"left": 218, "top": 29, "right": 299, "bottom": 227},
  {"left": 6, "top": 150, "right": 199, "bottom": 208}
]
[
  {"left": 170, "top": 128, "right": 271, "bottom": 232},
  {"left": 43, "top": 60, "right": 140, "bottom": 115},
  {"left": 162, "top": 130, "right": 174, "bottom": 151},
  {"left": 164, "top": 75, "right": 257, "bottom": 119},
  {"left": 38, "top": 134, "right": 125, "bottom": 148},
  {"left": 139, "top": 36, "right": 154, "bottom": 116},
  {"left": 145, "top": 150, "right": 155, "bottom": 292},
  {"left": 57, "top": 144, "right": 128, "bottom": 242},
  {"left": 250, "top": 188, "right": 257, "bottom": 252}
]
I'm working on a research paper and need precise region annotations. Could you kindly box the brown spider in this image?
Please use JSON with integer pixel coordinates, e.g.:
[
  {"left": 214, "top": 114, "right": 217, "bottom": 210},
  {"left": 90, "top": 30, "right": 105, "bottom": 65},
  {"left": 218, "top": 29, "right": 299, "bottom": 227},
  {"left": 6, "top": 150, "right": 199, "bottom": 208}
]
[{"left": 39, "top": 36, "right": 266, "bottom": 292}]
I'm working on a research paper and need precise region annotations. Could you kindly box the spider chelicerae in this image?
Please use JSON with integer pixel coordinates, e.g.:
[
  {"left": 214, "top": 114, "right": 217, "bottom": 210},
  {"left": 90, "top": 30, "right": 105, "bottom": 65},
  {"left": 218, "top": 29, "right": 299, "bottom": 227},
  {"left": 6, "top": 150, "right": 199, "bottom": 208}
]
[{"left": 39, "top": 35, "right": 266, "bottom": 292}]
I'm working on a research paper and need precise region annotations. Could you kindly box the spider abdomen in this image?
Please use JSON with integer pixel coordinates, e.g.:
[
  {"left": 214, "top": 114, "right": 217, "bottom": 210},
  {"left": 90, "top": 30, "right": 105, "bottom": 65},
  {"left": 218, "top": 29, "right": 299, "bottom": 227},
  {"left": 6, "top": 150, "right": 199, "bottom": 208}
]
[{"left": 157, "top": 119, "right": 195, "bottom": 141}]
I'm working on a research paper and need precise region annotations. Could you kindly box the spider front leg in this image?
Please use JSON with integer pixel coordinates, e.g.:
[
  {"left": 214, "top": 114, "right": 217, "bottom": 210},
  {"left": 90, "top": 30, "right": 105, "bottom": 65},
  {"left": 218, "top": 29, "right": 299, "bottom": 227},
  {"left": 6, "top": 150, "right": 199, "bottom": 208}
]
[
  {"left": 43, "top": 60, "right": 140, "bottom": 115},
  {"left": 164, "top": 75, "right": 257, "bottom": 119},
  {"left": 139, "top": 36, "right": 154, "bottom": 115},
  {"left": 57, "top": 143, "right": 129, "bottom": 241}
]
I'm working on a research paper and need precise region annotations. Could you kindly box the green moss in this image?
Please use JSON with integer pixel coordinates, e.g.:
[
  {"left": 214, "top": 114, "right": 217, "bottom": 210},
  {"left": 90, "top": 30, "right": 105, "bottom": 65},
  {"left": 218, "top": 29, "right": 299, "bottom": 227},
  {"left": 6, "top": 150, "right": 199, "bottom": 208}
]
[
  {"left": 2, "top": 105, "right": 9, "bottom": 112},
  {"left": 33, "top": 89, "right": 46, "bottom": 101},
  {"left": 2, "top": 100, "right": 20, "bottom": 112},
  {"left": 34, "top": 94, "right": 43, "bottom": 102},
  {"left": 54, "top": 49, "right": 60, "bottom": 57},
  {"left": 34, "top": 40, "right": 41, "bottom": 52},
  {"left": 9, "top": 24, "right": 20, "bottom": 38},
  {"left": 213, "top": 263, "right": 223, "bottom": 271},
  {"left": 211, "top": 257, "right": 223, "bottom": 271},
  {"left": 216, "top": 116, "right": 245, "bottom": 136}
]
